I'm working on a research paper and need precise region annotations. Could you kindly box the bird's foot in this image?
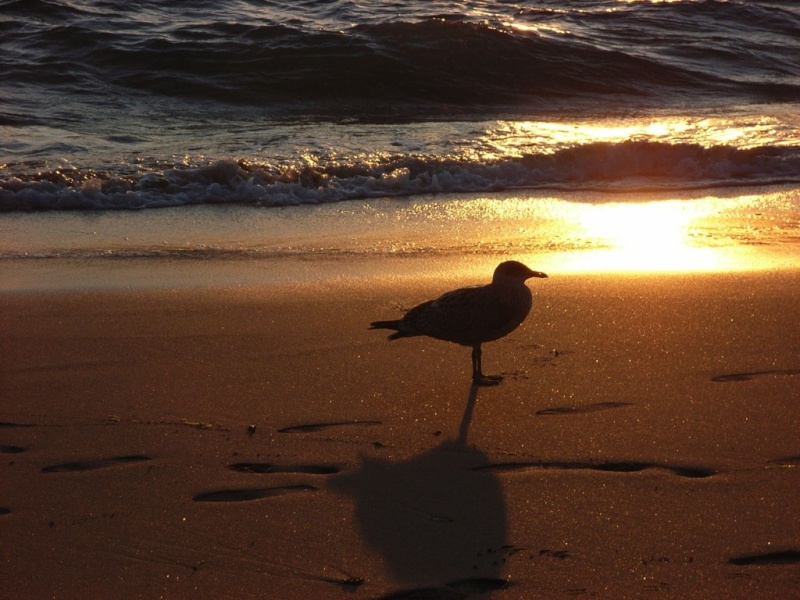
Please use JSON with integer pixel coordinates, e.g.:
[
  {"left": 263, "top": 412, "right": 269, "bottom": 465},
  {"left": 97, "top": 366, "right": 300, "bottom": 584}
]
[{"left": 473, "top": 373, "right": 504, "bottom": 386}]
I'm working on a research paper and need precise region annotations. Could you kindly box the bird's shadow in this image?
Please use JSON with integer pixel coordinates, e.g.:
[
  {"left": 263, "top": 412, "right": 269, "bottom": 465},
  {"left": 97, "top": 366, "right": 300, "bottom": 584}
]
[{"left": 330, "top": 384, "right": 508, "bottom": 589}]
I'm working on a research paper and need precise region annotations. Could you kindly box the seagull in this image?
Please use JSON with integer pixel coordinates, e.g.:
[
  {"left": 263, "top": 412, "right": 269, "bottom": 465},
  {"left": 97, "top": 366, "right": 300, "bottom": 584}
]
[{"left": 370, "top": 261, "right": 547, "bottom": 385}]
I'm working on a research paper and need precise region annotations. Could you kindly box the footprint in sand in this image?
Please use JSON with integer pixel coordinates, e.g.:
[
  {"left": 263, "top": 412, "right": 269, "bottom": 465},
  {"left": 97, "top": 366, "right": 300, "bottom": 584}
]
[
  {"left": 192, "top": 485, "right": 316, "bottom": 503},
  {"left": 378, "top": 577, "right": 508, "bottom": 599},
  {"left": 228, "top": 463, "right": 340, "bottom": 475},
  {"left": 1, "top": 445, "right": 26, "bottom": 454},
  {"left": 278, "top": 420, "right": 382, "bottom": 433},
  {"left": 192, "top": 463, "right": 340, "bottom": 502},
  {"left": 729, "top": 550, "right": 800, "bottom": 566},
  {"left": 41, "top": 455, "right": 151, "bottom": 473},
  {"left": 1, "top": 422, "right": 34, "bottom": 455},
  {"left": 472, "top": 461, "right": 715, "bottom": 479},
  {"left": 194, "top": 461, "right": 339, "bottom": 503},
  {"left": 712, "top": 369, "right": 800, "bottom": 382},
  {"left": 536, "top": 402, "right": 634, "bottom": 416},
  {"left": 770, "top": 455, "right": 800, "bottom": 467}
]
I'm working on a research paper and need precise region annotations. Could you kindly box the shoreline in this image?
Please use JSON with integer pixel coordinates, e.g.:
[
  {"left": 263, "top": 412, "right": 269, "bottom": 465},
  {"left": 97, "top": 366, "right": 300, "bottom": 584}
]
[{"left": 2, "top": 185, "right": 799, "bottom": 291}]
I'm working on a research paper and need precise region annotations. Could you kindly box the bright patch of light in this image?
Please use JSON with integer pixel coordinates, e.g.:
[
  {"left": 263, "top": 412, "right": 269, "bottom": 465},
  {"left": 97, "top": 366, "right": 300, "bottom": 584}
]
[
  {"left": 564, "top": 200, "right": 724, "bottom": 272},
  {"left": 477, "top": 116, "right": 789, "bottom": 162}
]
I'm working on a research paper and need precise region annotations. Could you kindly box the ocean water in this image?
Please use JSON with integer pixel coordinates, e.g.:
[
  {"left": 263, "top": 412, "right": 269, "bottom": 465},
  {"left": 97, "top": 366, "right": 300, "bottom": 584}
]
[{"left": 1, "top": 0, "right": 799, "bottom": 268}]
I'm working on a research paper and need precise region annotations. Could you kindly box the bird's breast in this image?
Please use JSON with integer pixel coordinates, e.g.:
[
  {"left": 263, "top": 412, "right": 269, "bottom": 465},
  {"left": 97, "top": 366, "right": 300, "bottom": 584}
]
[{"left": 497, "top": 285, "right": 533, "bottom": 332}]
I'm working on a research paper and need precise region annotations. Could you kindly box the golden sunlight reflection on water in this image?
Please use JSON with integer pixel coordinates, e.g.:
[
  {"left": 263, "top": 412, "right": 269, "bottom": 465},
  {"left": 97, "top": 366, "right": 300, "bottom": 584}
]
[{"left": 478, "top": 116, "right": 792, "bottom": 160}]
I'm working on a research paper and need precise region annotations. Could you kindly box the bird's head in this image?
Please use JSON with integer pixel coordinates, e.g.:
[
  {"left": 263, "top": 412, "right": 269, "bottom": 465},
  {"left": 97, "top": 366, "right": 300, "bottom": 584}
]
[{"left": 492, "top": 261, "right": 548, "bottom": 284}]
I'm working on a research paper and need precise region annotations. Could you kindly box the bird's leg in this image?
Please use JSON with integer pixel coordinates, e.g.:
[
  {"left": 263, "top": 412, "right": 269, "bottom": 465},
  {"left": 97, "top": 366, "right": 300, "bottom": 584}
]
[
  {"left": 471, "top": 345, "right": 481, "bottom": 380},
  {"left": 472, "top": 344, "right": 503, "bottom": 386}
]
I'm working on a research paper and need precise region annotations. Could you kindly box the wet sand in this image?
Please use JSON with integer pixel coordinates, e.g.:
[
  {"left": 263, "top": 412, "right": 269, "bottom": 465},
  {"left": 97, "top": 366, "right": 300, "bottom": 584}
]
[{"left": 1, "top": 259, "right": 799, "bottom": 599}]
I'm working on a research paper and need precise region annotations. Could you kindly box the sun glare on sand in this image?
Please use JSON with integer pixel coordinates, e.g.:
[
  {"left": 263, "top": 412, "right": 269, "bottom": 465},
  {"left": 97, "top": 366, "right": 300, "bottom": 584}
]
[
  {"left": 562, "top": 200, "right": 725, "bottom": 272},
  {"left": 423, "top": 190, "right": 793, "bottom": 274},
  {"left": 476, "top": 195, "right": 761, "bottom": 273}
]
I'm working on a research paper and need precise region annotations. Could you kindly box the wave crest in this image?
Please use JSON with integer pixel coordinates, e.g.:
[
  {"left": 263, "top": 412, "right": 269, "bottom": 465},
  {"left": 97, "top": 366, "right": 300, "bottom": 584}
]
[{"left": 3, "top": 141, "right": 799, "bottom": 211}]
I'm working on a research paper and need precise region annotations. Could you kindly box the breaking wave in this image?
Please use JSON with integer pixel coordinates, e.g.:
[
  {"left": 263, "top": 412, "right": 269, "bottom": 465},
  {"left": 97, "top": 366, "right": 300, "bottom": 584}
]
[{"left": 3, "top": 141, "right": 800, "bottom": 211}]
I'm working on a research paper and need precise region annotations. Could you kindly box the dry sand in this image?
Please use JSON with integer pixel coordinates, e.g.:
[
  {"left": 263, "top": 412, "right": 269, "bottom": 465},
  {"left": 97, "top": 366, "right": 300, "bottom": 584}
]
[{"left": 1, "top": 257, "right": 799, "bottom": 599}]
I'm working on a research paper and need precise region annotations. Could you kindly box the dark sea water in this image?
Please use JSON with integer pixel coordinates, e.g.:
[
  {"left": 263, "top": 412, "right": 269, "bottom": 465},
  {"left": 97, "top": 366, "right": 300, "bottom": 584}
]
[{"left": 1, "top": 0, "right": 799, "bottom": 225}]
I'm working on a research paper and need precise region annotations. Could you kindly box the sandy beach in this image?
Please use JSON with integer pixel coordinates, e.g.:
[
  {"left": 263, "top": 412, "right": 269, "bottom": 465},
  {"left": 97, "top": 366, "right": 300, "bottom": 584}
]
[
  {"left": 1, "top": 255, "right": 798, "bottom": 599},
  {"left": 4, "top": 0, "right": 800, "bottom": 595}
]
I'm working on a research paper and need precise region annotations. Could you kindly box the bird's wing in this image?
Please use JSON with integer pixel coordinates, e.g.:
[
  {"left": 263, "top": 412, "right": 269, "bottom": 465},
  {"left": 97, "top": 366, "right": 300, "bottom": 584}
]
[{"left": 405, "top": 285, "right": 514, "bottom": 344}]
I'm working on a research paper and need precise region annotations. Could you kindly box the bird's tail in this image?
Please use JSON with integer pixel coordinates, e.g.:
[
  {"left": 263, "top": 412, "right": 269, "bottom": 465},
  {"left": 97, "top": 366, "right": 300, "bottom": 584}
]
[
  {"left": 370, "top": 319, "right": 401, "bottom": 331},
  {"left": 369, "top": 320, "right": 415, "bottom": 340}
]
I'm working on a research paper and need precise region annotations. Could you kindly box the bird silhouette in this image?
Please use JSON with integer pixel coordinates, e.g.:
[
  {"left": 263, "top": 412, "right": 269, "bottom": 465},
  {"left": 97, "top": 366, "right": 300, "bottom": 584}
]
[{"left": 370, "top": 261, "right": 547, "bottom": 385}]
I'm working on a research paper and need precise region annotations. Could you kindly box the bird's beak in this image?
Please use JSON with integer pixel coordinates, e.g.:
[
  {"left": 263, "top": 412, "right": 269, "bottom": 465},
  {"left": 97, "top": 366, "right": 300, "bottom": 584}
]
[{"left": 529, "top": 271, "right": 548, "bottom": 279}]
